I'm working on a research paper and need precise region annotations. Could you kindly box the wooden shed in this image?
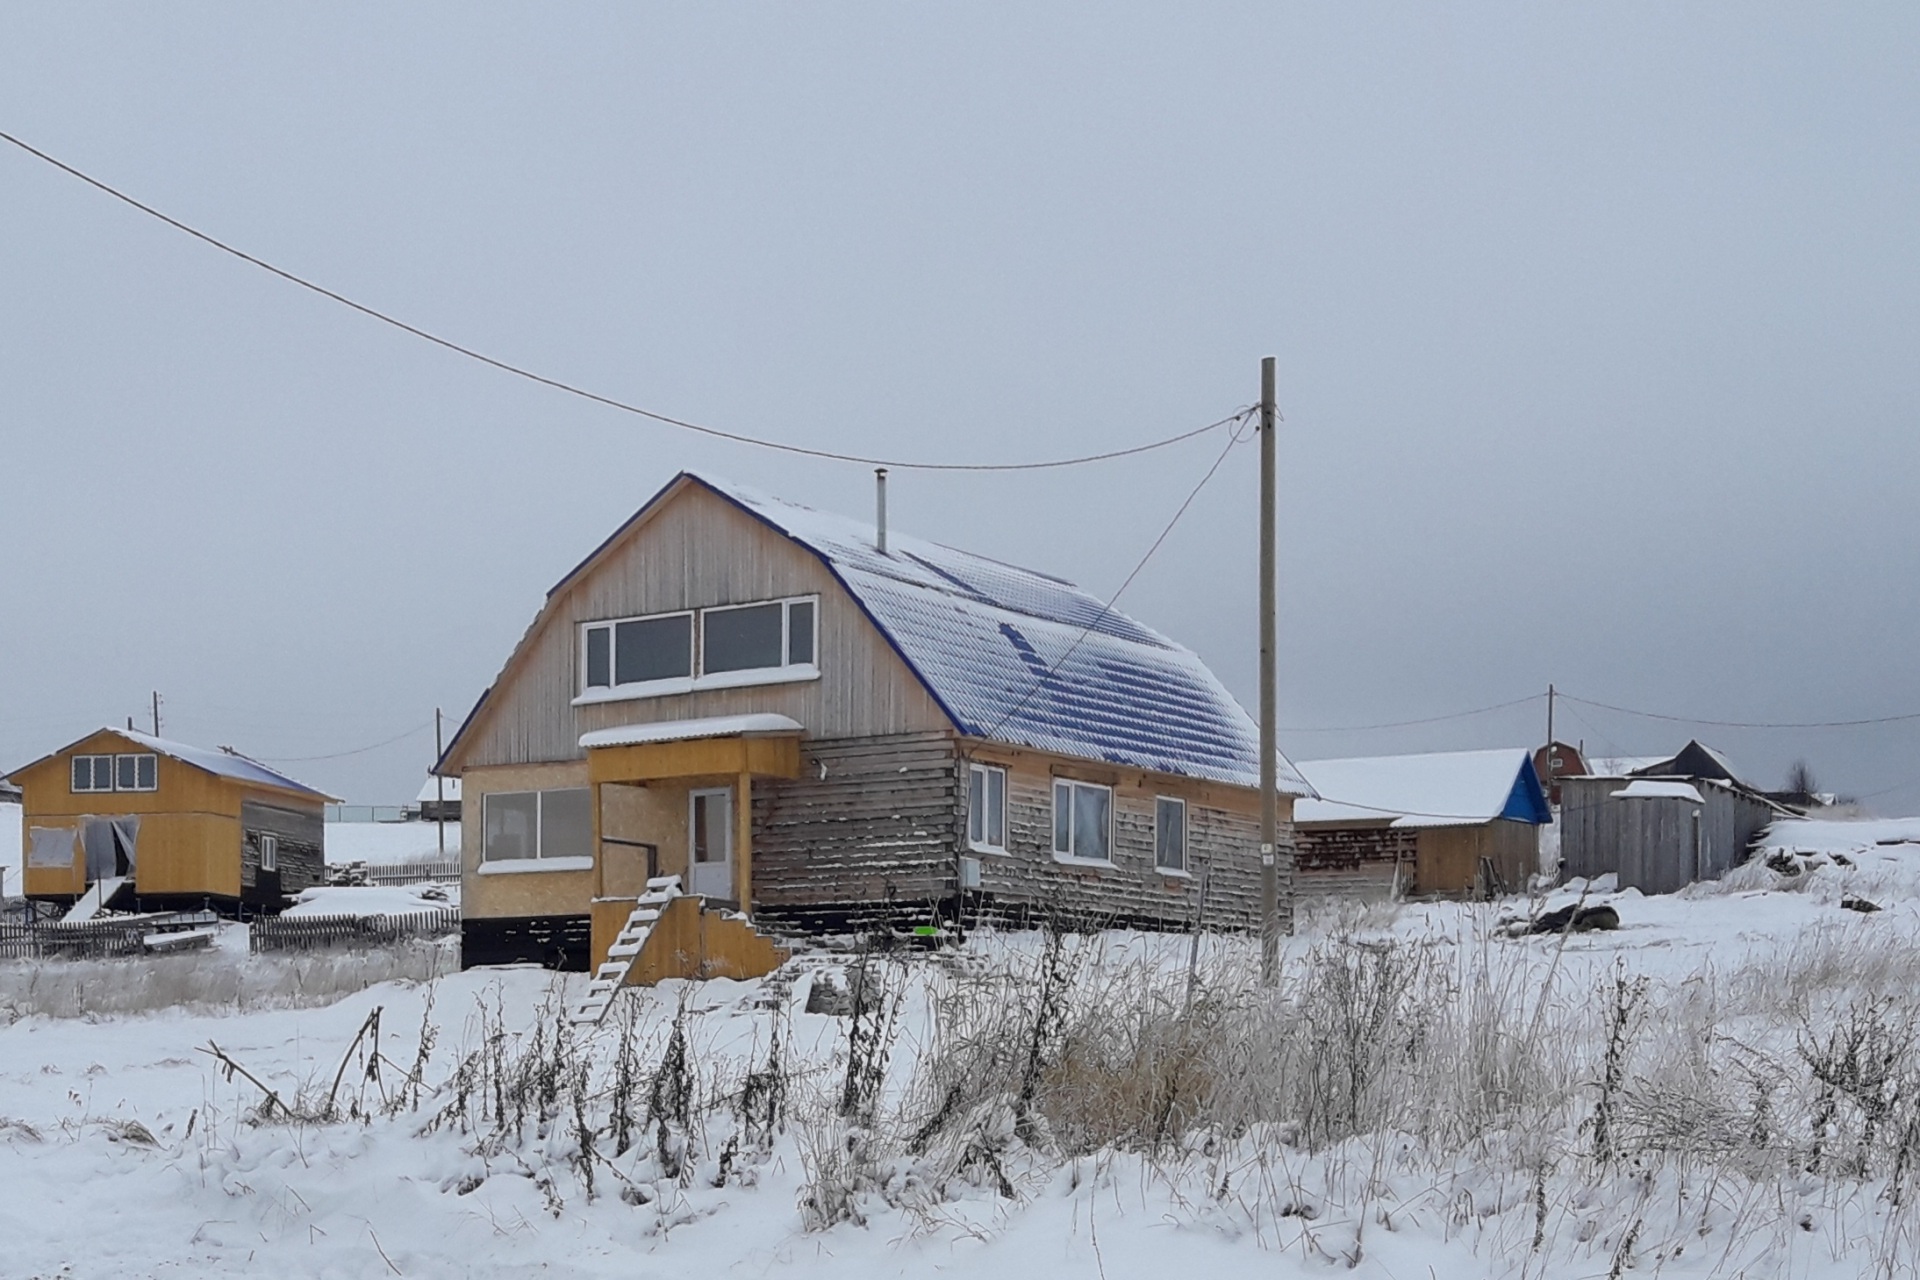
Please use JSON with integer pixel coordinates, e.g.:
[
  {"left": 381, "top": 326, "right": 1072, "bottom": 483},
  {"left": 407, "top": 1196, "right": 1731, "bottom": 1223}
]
[
  {"left": 1558, "top": 741, "right": 1788, "bottom": 893},
  {"left": 5, "top": 728, "right": 337, "bottom": 914},
  {"left": 1292, "top": 748, "right": 1551, "bottom": 900},
  {"left": 436, "top": 471, "right": 1312, "bottom": 981}
]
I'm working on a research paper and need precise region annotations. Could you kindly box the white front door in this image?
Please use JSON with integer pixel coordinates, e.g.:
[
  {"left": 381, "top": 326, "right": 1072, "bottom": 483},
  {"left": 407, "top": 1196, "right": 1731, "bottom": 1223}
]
[{"left": 689, "top": 788, "right": 734, "bottom": 899}]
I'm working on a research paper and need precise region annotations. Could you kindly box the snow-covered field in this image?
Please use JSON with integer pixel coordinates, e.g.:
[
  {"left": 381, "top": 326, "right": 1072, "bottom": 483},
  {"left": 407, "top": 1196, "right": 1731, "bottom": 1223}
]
[
  {"left": 1, "top": 815, "right": 1919, "bottom": 1278},
  {"left": 323, "top": 818, "right": 461, "bottom": 865}
]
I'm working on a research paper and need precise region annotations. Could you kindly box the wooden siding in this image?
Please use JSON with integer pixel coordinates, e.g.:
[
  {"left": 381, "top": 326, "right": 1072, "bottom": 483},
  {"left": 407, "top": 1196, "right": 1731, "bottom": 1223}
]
[
  {"left": 964, "top": 744, "right": 1291, "bottom": 933},
  {"left": 1414, "top": 820, "right": 1539, "bottom": 895},
  {"left": 451, "top": 484, "right": 952, "bottom": 771},
  {"left": 1295, "top": 823, "right": 1413, "bottom": 901},
  {"left": 241, "top": 800, "right": 326, "bottom": 900},
  {"left": 750, "top": 732, "right": 962, "bottom": 924},
  {"left": 1559, "top": 776, "right": 1774, "bottom": 894}
]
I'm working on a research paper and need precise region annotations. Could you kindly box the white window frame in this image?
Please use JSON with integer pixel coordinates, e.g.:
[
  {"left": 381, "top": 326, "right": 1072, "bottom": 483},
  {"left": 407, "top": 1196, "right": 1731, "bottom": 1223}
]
[
  {"left": 967, "top": 762, "right": 1008, "bottom": 854},
  {"left": 71, "top": 755, "right": 113, "bottom": 793},
  {"left": 259, "top": 833, "right": 278, "bottom": 873},
  {"left": 1051, "top": 778, "right": 1115, "bottom": 866},
  {"left": 478, "top": 788, "right": 595, "bottom": 873},
  {"left": 574, "top": 595, "right": 822, "bottom": 706},
  {"left": 578, "top": 609, "right": 697, "bottom": 698},
  {"left": 116, "top": 753, "right": 159, "bottom": 793},
  {"left": 71, "top": 753, "right": 157, "bottom": 793},
  {"left": 1154, "top": 796, "right": 1189, "bottom": 874}
]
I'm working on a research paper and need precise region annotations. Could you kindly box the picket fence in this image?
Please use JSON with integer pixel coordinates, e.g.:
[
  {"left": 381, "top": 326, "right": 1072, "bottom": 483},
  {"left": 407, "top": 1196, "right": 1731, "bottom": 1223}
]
[{"left": 249, "top": 907, "right": 461, "bottom": 954}]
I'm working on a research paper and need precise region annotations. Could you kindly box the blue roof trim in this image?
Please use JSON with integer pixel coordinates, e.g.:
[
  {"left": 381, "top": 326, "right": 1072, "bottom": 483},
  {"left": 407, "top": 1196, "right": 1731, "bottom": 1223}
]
[{"left": 1499, "top": 754, "right": 1553, "bottom": 825}]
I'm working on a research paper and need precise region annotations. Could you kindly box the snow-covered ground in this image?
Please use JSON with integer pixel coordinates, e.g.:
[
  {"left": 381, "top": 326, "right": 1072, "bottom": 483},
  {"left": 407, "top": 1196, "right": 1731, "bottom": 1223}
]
[
  {"left": 1, "top": 814, "right": 1919, "bottom": 1278},
  {"left": 284, "top": 883, "right": 456, "bottom": 917},
  {"left": 324, "top": 818, "right": 461, "bottom": 865}
]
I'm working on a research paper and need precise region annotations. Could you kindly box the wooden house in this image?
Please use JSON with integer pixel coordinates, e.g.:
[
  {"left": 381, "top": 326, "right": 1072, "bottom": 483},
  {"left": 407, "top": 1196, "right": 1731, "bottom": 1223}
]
[
  {"left": 5, "top": 728, "right": 336, "bottom": 913},
  {"left": 436, "top": 472, "right": 1311, "bottom": 975},
  {"left": 410, "top": 774, "right": 462, "bottom": 823},
  {"left": 1558, "top": 740, "right": 1788, "bottom": 893},
  {"left": 1533, "top": 740, "right": 1587, "bottom": 806},
  {"left": 1292, "top": 748, "right": 1550, "bottom": 899}
]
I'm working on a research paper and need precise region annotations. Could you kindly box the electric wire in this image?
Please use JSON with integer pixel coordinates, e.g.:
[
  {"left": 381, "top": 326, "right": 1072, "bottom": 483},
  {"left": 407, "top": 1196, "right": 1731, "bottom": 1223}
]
[
  {"left": 1558, "top": 693, "right": 1920, "bottom": 731},
  {"left": 0, "top": 128, "right": 1240, "bottom": 472},
  {"left": 253, "top": 720, "right": 435, "bottom": 763},
  {"left": 1279, "top": 693, "right": 1545, "bottom": 733},
  {"left": 972, "top": 408, "right": 1258, "bottom": 746}
]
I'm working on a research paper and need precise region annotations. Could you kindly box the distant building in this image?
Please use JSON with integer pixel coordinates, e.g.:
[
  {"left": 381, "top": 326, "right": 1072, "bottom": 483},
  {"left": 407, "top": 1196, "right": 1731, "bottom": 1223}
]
[
  {"left": 1558, "top": 740, "right": 1790, "bottom": 894},
  {"left": 4, "top": 728, "right": 337, "bottom": 913},
  {"left": 409, "top": 775, "right": 462, "bottom": 824},
  {"left": 1533, "top": 740, "right": 1587, "bottom": 806},
  {"left": 1292, "top": 748, "right": 1551, "bottom": 900}
]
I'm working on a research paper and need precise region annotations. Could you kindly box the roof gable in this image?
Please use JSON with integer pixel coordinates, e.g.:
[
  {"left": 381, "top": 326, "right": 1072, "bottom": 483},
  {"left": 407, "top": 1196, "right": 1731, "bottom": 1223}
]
[
  {"left": 1294, "top": 747, "right": 1549, "bottom": 828},
  {"left": 443, "top": 471, "right": 1309, "bottom": 792},
  {"left": 6, "top": 728, "right": 335, "bottom": 802}
]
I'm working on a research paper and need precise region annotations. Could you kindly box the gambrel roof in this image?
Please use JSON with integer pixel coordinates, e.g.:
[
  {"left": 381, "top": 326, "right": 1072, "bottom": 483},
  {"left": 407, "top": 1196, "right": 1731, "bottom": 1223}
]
[{"left": 445, "top": 472, "right": 1309, "bottom": 793}]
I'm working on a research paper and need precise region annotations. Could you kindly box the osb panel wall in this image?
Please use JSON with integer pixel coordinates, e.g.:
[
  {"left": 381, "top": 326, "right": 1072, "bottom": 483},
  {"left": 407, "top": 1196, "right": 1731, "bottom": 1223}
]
[
  {"left": 750, "top": 732, "right": 960, "bottom": 919},
  {"left": 455, "top": 484, "right": 953, "bottom": 771},
  {"left": 462, "top": 761, "right": 594, "bottom": 920}
]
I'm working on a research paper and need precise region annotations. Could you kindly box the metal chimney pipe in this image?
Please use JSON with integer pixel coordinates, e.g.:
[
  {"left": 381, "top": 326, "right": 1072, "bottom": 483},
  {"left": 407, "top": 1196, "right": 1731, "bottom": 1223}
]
[{"left": 875, "top": 467, "right": 889, "bottom": 554}]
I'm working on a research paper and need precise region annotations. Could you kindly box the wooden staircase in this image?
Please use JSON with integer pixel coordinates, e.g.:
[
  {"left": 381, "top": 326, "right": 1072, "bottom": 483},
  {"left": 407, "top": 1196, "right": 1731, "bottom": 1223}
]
[{"left": 570, "top": 875, "right": 682, "bottom": 1027}]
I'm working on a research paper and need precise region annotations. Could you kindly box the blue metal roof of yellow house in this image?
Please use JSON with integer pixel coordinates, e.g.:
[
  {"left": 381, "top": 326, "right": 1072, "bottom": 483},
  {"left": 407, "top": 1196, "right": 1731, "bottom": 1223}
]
[{"left": 686, "top": 474, "right": 1311, "bottom": 793}]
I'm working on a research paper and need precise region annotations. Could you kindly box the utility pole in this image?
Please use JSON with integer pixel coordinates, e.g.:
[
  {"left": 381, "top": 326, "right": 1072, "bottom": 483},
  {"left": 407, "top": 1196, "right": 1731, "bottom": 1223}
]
[
  {"left": 434, "top": 707, "right": 446, "bottom": 856},
  {"left": 151, "top": 691, "right": 161, "bottom": 737},
  {"left": 1545, "top": 682, "right": 1556, "bottom": 793},
  {"left": 1259, "top": 356, "right": 1281, "bottom": 985}
]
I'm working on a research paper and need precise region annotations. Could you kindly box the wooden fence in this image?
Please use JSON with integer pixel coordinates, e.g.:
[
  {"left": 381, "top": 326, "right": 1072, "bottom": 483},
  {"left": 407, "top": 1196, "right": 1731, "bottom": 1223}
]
[
  {"left": 366, "top": 859, "right": 462, "bottom": 886},
  {"left": 249, "top": 908, "right": 461, "bottom": 954},
  {"left": 0, "top": 910, "right": 221, "bottom": 960}
]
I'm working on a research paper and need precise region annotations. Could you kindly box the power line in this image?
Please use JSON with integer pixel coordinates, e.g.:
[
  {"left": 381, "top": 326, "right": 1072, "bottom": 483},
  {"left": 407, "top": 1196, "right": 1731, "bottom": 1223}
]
[
  {"left": 1280, "top": 693, "right": 1545, "bottom": 734},
  {"left": 255, "top": 720, "right": 434, "bottom": 763},
  {"left": 0, "top": 127, "right": 1241, "bottom": 473},
  {"left": 1559, "top": 693, "right": 1920, "bottom": 731},
  {"left": 973, "top": 409, "right": 1258, "bottom": 744}
]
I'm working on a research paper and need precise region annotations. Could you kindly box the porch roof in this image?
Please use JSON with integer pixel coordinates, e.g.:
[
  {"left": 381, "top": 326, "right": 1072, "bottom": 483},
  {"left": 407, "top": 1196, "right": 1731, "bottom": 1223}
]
[{"left": 579, "top": 713, "right": 804, "bottom": 751}]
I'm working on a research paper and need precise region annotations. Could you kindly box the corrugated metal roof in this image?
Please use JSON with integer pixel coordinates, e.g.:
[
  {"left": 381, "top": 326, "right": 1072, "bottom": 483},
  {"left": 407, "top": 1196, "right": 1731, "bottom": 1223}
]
[
  {"left": 111, "top": 729, "right": 336, "bottom": 801},
  {"left": 698, "top": 475, "right": 1310, "bottom": 793}
]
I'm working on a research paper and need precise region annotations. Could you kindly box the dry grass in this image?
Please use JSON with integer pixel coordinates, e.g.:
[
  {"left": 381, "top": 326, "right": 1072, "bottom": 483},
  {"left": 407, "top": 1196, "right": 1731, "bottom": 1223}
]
[{"left": 0, "top": 941, "right": 455, "bottom": 1020}]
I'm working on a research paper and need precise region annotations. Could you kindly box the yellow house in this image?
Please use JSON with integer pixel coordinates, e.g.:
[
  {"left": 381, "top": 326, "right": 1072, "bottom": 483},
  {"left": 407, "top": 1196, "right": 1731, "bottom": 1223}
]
[{"left": 6, "top": 728, "right": 337, "bottom": 913}]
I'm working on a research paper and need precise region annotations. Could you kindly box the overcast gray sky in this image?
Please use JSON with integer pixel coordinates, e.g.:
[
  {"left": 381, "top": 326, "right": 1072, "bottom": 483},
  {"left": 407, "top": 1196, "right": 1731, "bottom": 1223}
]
[{"left": 2, "top": 4, "right": 1916, "bottom": 810}]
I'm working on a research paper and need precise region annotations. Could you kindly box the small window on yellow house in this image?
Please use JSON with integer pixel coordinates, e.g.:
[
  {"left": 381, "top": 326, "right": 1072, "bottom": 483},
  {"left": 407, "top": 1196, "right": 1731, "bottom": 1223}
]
[{"left": 259, "top": 833, "right": 278, "bottom": 873}]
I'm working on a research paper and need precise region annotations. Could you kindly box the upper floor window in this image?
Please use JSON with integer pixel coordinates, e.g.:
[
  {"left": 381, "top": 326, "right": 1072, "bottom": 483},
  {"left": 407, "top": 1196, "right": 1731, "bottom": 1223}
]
[
  {"left": 259, "top": 833, "right": 279, "bottom": 873},
  {"left": 1052, "top": 779, "right": 1112, "bottom": 864},
  {"left": 579, "top": 597, "right": 818, "bottom": 699},
  {"left": 968, "top": 762, "right": 1007, "bottom": 853},
  {"left": 72, "top": 753, "right": 157, "bottom": 793}
]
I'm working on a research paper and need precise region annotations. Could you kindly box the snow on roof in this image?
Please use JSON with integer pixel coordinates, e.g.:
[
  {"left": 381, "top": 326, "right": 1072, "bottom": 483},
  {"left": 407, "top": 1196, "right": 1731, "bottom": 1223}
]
[
  {"left": 111, "top": 729, "right": 336, "bottom": 801},
  {"left": 1612, "top": 779, "right": 1706, "bottom": 803},
  {"left": 692, "top": 475, "right": 1310, "bottom": 793},
  {"left": 1581, "top": 755, "right": 1667, "bottom": 778},
  {"left": 579, "top": 713, "right": 805, "bottom": 750},
  {"left": 1294, "top": 748, "right": 1549, "bottom": 828},
  {"left": 414, "top": 775, "right": 462, "bottom": 804}
]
